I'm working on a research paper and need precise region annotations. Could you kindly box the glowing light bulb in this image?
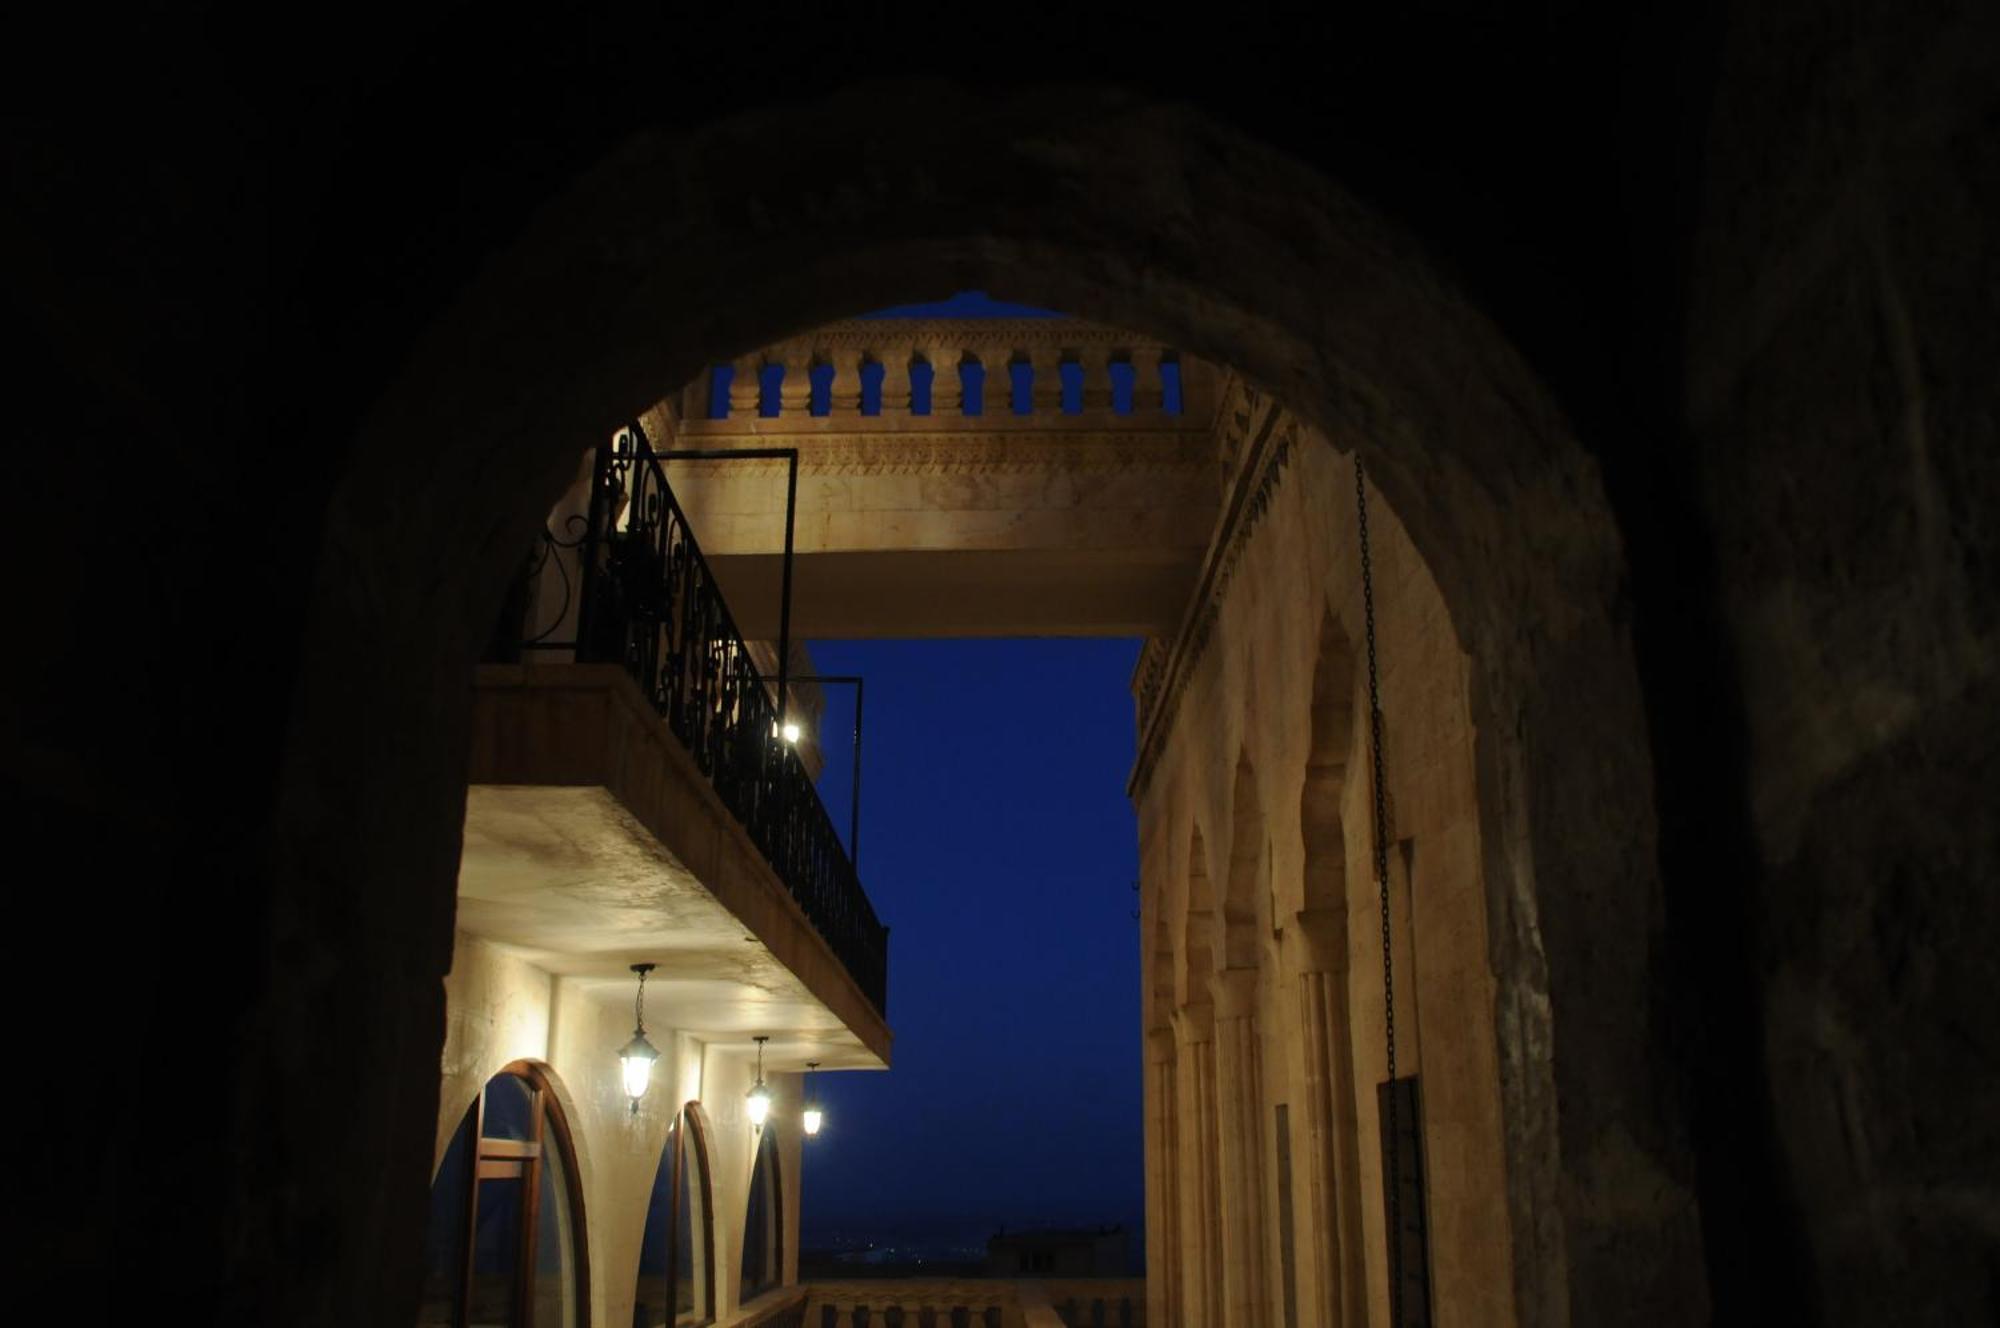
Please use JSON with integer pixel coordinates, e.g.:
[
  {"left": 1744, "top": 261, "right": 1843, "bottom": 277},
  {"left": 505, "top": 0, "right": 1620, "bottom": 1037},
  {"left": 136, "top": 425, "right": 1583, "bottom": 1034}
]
[
  {"left": 619, "top": 1031, "right": 658, "bottom": 1108},
  {"left": 802, "top": 1106, "right": 823, "bottom": 1136},
  {"left": 781, "top": 721, "right": 802, "bottom": 744},
  {"left": 746, "top": 1082, "right": 772, "bottom": 1128}
]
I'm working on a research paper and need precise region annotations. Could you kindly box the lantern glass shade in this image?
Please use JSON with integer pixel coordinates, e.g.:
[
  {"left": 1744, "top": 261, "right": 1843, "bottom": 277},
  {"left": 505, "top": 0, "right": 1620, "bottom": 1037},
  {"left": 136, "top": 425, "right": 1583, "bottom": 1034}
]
[
  {"left": 745, "top": 1082, "right": 772, "bottom": 1128},
  {"left": 620, "top": 1031, "right": 660, "bottom": 1103},
  {"left": 802, "top": 1106, "right": 823, "bottom": 1136}
]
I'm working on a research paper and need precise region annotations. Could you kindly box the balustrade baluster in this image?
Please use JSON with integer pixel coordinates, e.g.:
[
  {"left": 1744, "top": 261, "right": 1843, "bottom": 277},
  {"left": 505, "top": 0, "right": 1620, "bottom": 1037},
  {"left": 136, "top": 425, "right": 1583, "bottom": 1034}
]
[
  {"left": 1135, "top": 350, "right": 1168, "bottom": 413},
  {"left": 929, "top": 343, "right": 964, "bottom": 415},
  {"left": 1080, "top": 346, "right": 1113, "bottom": 411},
  {"left": 730, "top": 355, "right": 763, "bottom": 418},
  {"left": 880, "top": 350, "right": 913, "bottom": 415},
  {"left": 827, "top": 349, "right": 862, "bottom": 416},
  {"left": 779, "top": 343, "right": 812, "bottom": 416},
  {"left": 983, "top": 346, "right": 1016, "bottom": 417},
  {"left": 1030, "top": 346, "right": 1062, "bottom": 416}
]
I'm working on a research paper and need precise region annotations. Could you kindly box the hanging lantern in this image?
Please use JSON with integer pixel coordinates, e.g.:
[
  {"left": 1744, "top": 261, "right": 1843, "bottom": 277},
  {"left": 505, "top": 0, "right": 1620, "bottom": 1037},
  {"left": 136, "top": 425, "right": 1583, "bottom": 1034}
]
[
  {"left": 620, "top": 963, "right": 660, "bottom": 1114},
  {"left": 746, "top": 1035, "right": 772, "bottom": 1129},
  {"left": 802, "top": 1061, "right": 824, "bottom": 1137}
]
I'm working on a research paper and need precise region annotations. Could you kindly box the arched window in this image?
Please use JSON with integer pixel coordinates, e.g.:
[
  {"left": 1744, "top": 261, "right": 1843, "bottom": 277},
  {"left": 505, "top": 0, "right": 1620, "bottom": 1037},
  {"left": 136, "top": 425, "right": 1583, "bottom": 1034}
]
[
  {"left": 418, "top": 1064, "right": 589, "bottom": 1328},
  {"left": 738, "top": 1126, "right": 783, "bottom": 1299},
  {"left": 634, "top": 1107, "right": 714, "bottom": 1326}
]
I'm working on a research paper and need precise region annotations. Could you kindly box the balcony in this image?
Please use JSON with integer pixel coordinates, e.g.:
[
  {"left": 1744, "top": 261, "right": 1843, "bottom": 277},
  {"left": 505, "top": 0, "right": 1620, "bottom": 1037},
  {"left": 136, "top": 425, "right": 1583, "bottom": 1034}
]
[{"left": 462, "top": 423, "right": 888, "bottom": 1065}]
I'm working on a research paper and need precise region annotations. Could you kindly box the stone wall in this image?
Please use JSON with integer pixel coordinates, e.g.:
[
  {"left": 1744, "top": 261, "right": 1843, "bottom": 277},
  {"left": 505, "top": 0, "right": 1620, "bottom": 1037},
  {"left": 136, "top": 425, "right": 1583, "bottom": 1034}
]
[
  {"left": 1682, "top": 1, "right": 2000, "bottom": 1319},
  {"left": 1136, "top": 422, "right": 1514, "bottom": 1326}
]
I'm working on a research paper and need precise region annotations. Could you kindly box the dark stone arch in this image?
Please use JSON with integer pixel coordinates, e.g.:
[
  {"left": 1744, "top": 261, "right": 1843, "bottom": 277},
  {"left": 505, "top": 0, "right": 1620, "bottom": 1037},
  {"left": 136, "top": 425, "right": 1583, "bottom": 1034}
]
[{"left": 264, "top": 83, "right": 1680, "bottom": 1328}]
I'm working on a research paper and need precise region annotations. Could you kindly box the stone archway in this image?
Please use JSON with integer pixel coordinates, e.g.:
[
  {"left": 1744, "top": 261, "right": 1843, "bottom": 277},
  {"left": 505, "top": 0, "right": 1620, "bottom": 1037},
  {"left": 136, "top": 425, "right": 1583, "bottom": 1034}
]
[{"left": 265, "top": 82, "right": 1687, "bottom": 1327}]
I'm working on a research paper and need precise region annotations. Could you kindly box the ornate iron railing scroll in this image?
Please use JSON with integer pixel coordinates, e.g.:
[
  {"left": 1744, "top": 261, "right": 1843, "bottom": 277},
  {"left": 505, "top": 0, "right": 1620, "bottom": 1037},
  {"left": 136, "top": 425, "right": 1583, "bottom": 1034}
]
[{"left": 488, "top": 425, "right": 889, "bottom": 1015}]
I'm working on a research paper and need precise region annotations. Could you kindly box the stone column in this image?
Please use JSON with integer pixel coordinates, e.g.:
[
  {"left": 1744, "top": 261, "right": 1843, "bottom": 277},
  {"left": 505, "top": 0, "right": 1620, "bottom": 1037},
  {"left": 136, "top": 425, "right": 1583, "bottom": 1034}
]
[
  {"left": 1212, "top": 968, "right": 1270, "bottom": 1325},
  {"left": 1174, "top": 1004, "right": 1224, "bottom": 1327},
  {"left": 1143, "top": 1029, "right": 1183, "bottom": 1328},
  {"left": 1288, "top": 909, "right": 1367, "bottom": 1328}
]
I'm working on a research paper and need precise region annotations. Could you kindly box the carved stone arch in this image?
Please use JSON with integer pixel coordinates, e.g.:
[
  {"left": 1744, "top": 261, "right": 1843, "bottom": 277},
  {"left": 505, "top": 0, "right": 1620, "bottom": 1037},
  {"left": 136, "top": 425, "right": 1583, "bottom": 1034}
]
[{"left": 269, "top": 80, "right": 1684, "bottom": 1328}]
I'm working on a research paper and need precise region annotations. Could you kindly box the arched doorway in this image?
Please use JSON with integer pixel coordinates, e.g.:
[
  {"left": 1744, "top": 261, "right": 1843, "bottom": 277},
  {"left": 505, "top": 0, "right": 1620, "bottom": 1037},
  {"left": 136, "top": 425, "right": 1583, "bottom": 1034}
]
[{"left": 271, "top": 83, "right": 1685, "bottom": 1328}]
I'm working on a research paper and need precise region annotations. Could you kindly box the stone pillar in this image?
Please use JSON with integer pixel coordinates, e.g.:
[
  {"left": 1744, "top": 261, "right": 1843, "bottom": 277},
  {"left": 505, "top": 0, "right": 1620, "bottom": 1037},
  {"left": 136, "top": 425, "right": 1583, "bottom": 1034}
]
[
  {"left": 1174, "top": 1004, "right": 1224, "bottom": 1327},
  {"left": 1288, "top": 909, "right": 1367, "bottom": 1328},
  {"left": 1143, "top": 1029, "right": 1183, "bottom": 1328},
  {"left": 1212, "top": 968, "right": 1270, "bottom": 1325}
]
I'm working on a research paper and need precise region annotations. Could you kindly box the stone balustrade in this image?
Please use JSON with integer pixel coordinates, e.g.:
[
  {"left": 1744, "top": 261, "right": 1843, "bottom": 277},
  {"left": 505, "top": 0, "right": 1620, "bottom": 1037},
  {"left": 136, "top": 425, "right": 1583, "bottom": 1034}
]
[
  {"left": 1035, "top": 1279, "right": 1147, "bottom": 1327},
  {"left": 793, "top": 1279, "right": 1145, "bottom": 1328},
  {"left": 678, "top": 319, "right": 1218, "bottom": 432}
]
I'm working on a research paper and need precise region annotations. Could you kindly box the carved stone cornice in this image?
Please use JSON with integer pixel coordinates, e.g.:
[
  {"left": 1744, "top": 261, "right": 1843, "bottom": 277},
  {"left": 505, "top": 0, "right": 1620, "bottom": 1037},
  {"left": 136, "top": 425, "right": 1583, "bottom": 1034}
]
[
  {"left": 1127, "top": 400, "right": 1304, "bottom": 800},
  {"left": 758, "top": 315, "right": 1180, "bottom": 354},
  {"left": 661, "top": 431, "right": 1217, "bottom": 476}
]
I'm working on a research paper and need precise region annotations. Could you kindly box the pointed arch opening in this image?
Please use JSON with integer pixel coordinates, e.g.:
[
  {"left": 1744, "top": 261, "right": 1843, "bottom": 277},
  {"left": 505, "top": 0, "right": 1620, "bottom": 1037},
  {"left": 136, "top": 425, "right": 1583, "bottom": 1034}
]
[
  {"left": 635, "top": 1104, "right": 715, "bottom": 1327},
  {"left": 738, "top": 1125, "right": 784, "bottom": 1301}
]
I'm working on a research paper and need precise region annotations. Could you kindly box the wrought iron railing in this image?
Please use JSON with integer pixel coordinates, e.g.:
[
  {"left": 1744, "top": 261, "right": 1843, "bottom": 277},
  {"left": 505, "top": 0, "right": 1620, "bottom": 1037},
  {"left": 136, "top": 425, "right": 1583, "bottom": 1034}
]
[{"left": 489, "top": 425, "right": 889, "bottom": 1015}]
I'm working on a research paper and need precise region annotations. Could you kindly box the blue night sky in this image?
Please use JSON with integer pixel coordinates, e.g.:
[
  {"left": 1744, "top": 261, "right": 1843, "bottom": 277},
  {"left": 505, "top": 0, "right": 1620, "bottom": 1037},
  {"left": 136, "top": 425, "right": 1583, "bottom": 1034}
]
[
  {"left": 778, "top": 287, "right": 1144, "bottom": 1251},
  {"left": 799, "top": 637, "right": 1145, "bottom": 1246}
]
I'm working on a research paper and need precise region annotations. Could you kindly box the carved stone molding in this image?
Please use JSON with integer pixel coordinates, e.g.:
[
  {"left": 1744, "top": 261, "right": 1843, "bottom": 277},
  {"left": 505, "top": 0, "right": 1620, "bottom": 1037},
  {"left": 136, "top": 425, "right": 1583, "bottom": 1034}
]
[
  {"left": 1128, "top": 405, "right": 1303, "bottom": 796},
  {"left": 662, "top": 431, "right": 1217, "bottom": 477}
]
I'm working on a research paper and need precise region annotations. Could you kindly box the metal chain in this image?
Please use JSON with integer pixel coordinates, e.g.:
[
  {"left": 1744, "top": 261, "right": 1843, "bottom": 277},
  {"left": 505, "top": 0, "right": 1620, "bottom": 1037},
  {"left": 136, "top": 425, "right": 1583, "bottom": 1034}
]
[
  {"left": 1357, "top": 458, "right": 1404, "bottom": 1326},
  {"left": 634, "top": 965, "right": 648, "bottom": 1032}
]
